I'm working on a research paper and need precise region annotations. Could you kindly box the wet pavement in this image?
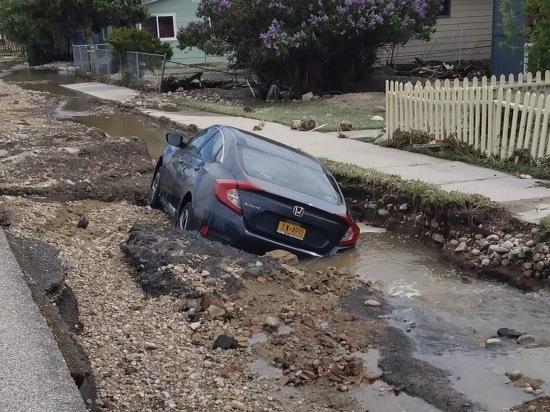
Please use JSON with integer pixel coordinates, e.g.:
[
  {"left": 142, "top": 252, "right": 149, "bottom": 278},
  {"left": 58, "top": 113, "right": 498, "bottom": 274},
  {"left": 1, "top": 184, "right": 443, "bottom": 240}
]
[{"left": 6, "top": 70, "right": 550, "bottom": 411}]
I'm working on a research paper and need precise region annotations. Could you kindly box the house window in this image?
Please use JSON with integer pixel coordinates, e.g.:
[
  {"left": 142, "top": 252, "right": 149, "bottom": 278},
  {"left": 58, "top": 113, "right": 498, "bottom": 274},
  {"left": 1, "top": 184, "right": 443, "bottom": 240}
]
[
  {"left": 439, "top": 0, "right": 450, "bottom": 16},
  {"left": 145, "top": 14, "right": 176, "bottom": 41}
]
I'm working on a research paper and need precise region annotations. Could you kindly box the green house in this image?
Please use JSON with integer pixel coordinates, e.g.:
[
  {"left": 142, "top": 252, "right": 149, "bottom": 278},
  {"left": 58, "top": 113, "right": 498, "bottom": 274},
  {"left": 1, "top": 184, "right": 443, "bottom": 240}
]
[{"left": 142, "top": 0, "right": 221, "bottom": 63}]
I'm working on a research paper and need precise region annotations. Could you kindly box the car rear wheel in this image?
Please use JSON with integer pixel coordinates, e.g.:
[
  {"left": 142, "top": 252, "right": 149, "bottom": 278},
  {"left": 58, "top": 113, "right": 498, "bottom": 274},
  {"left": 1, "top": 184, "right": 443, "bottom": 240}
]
[
  {"left": 149, "top": 171, "right": 161, "bottom": 209},
  {"left": 176, "top": 202, "right": 198, "bottom": 231}
]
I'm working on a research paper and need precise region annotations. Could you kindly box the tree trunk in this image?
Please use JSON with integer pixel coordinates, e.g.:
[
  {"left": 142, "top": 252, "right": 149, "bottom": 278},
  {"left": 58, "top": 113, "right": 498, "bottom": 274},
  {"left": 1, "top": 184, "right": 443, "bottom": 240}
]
[{"left": 83, "top": 15, "right": 94, "bottom": 46}]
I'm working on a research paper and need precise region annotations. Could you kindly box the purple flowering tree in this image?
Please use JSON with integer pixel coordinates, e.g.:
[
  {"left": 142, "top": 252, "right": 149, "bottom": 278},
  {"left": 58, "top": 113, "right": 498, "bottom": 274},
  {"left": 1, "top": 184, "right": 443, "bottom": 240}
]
[{"left": 178, "top": 0, "right": 441, "bottom": 93}]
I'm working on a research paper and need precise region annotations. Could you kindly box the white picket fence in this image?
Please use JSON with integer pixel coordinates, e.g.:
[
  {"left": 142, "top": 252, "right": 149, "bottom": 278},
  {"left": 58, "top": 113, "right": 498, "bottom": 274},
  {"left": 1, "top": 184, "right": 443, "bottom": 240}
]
[{"left": 385, "top": 71, "right": 550, "bottom": 160}]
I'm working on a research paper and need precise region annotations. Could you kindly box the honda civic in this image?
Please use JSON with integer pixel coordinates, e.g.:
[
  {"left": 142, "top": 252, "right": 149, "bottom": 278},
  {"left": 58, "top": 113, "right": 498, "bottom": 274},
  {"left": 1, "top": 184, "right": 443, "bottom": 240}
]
[{"left": 149, "top": 125, "right": 360, "bottom": 257}]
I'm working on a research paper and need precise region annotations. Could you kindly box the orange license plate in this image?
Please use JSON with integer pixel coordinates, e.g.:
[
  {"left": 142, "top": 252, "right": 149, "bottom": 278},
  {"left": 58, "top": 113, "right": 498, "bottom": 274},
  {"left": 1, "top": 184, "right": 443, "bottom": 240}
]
[{"left": 277, "top": 221, "right": 306, "bottom": 240}]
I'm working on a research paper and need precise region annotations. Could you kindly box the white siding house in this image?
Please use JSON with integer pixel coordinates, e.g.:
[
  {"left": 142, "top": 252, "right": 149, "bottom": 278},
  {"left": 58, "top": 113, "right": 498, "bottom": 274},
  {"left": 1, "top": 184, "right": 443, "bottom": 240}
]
[{"left": 379, "top": 0, "right": 493, "bottom": 64}]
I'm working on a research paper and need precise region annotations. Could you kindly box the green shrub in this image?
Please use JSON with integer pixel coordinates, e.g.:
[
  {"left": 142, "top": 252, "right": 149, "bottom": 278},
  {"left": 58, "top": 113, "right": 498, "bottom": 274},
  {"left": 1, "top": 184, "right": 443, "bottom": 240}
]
[{"left": 108, "top": 27, "right": 173, "bottom": 59}]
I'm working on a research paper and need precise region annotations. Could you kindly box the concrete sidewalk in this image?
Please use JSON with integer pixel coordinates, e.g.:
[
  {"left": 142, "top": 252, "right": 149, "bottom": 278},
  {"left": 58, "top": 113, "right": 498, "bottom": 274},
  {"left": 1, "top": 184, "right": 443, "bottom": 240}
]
[
  {"left": 64, "top": 82, "right": 550, "bottom": 223},
  {"left": 0, "top": 229, "right": 85, "bottom": 412}
]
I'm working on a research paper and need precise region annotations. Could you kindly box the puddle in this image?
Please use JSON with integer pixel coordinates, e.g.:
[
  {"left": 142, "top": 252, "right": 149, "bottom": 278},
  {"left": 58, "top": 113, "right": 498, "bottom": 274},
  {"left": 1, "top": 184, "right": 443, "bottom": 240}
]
[
  {"left": 249, "top": 358, "right": 283, "bottom": 380},
  {"left": 308, "top": 233, "right": 550, "bottom": 410},
  {"left": 249, "top": 332, "right": 268, "bottom": 346},
  {"left": 350, "top": 380, "right": 441, "bottom": 412},
  {"left": 5, "top": 70, "right": 169, "bottom": 160}
]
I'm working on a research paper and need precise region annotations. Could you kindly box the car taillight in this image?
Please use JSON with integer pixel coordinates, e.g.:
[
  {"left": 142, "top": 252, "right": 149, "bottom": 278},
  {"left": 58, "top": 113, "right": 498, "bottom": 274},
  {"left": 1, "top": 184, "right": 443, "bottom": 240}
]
[
  {"left": 339, "top": 213, "right": 360, "bottom": 246},
  {"left": 215, "top": 179, "right": 261, "bottom": 214}
]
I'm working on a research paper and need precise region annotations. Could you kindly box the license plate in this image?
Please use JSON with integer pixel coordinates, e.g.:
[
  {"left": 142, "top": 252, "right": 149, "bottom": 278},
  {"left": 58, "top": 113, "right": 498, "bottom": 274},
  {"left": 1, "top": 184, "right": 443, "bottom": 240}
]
[{"left": 277, "top": 221, "right": 306, "bottom": 240}]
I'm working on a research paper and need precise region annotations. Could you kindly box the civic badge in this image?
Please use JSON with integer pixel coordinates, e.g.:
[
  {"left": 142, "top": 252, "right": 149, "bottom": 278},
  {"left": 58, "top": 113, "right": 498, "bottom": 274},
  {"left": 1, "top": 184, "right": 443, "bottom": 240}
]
[{"left": 293, "top": 206, "right": 305, "bottom": 217}]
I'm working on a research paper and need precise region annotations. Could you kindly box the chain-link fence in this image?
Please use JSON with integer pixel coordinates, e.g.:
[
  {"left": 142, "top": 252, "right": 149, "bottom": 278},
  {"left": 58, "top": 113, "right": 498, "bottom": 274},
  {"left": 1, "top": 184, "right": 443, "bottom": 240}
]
[{"left": 73, "top": 44, "right": 166, "bottom": 90}]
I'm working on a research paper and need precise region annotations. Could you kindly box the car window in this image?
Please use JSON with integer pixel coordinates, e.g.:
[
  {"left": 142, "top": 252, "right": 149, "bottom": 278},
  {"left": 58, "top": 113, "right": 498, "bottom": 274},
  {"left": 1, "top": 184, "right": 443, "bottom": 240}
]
[
  {"left": 187, "top": 129, "right": 216, "bottom": 154},
  {"left": 239, "top": 146, "right": 342, "bottom": 205},
  {"left": 199, "top": 131, "right": 223, "bottom": 162}
]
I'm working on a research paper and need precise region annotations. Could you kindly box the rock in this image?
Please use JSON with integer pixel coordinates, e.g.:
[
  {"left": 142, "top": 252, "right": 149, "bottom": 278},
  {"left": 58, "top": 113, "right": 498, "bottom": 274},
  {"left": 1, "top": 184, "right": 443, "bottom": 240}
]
[
  {"left": 337, "top": 384, "right": 349, "bottom": 392},
  {"left": 474, "top": 234, "right": 484, "bottom": 240},
  {"left": 517, "top": 334, "right": 536, "bottom": 345},
  {"left": 365, "top": 299, "right": 382, "bottom": 307},
  {"left": 455, "top": 241, "right": 467, "bottom": 252},
  {"left": 370, "top": 115, "right": 384, "bottom": 122},
  {"left": 76, "top": 215, "right": 89, "bottom": 229},
  {"left": 264, "top": 316, "right": 280, "bottom": 329},
  {"left": 207, "top": 305, "right": 226, "bottom": 319},
  {"left": 201, "top": 292, "right": 225, "bottom": 311},
  {"left": 377, "top": 208, "right": 390, "bottom": 217},
  {"left": 63, "top": 147, "right": 81, "bottom": 156},
  {"left": 0, "top": 149, "right": 8, "bottom": 158},
  {"left": 497, "top": 328, "right": 523, "bottom": 339},
  {"left": 481, "top": 258, "right": 491, "bottom": 267},
  {"left": 471, "top": 248, "right": 480, "bottom": 256},
  {"left": 374, "top": 135, "right": 387, "bottom": 144},
  {"left": 189, "top": 322, "right": 201, "bottom": 331},
  {"left": 505, "top": 370, "right": 523, "bottom": 381},
  {"left": 432, "top": 234, "right": 445, "bottom": 244},
  {"left": 301, "top": 92, "right": 315, "bottom": 101},
  {"left": 264, "top": 249, "right": 299, "bottom": 265},
  {"left": 495, "top": 245, "right": 510, "bottom": 254},
  {"left": 230, "top": 400, "right": 246, "bottom": 410},
  {"left": 367, "top": 202, "right": 378, "bottom": 210},
  {"left": 344, "top": 358, "right": 364, "bottom": 376},
  {"left": 302, "top": 315, "right": 316, "bottom": 329},
  {"left": 485, "top": 338, "right": 503, "bottom": 349},
  {"left": 486, "top": 234, "right": 500, "bottom": 241},
  {"left": 399, "top": 203, "right": 408, "bottom": 211},
  {"left": 144, "top": 341, "right": 158, "bottom": 350},
  {"left": 212, "top": 335, "right": 238, "bottom": 350}
]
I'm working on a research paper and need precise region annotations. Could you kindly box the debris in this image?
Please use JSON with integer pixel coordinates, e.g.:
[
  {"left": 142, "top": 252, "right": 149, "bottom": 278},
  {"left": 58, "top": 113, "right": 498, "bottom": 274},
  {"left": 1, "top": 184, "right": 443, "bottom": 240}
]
[
  {"left": 364, "top": 299, "right": 382, "bottom": 307},
  {"left": 337, "top": 132, "right": 347, "bottom": 139},
  {"left": 339, "top": 120, "right": 353, "bottom": 131},
  {"left": 252, "top": 121, "right": 265, "bottom": 131},
  {"left": 290, "top": 119, "right": 302, "bottom": 130},
  {"left": 266, "top": 84, "right": 282, "bottom": 102},
  {"left": 301, "top": 118, "right": 316, "bottom": 131}
]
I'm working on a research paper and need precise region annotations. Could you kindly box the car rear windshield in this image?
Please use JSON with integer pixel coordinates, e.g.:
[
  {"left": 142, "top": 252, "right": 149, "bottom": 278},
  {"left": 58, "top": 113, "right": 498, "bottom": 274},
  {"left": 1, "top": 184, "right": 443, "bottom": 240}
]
[{"left": 239, "top": 146, "right": 342, "bottom": 205}]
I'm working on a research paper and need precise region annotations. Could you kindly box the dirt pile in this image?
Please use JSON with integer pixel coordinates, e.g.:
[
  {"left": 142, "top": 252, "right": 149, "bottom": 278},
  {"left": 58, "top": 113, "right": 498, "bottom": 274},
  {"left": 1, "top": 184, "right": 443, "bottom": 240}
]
[{"left": 0, "top": 81, "right": 153, "bottom": 204}]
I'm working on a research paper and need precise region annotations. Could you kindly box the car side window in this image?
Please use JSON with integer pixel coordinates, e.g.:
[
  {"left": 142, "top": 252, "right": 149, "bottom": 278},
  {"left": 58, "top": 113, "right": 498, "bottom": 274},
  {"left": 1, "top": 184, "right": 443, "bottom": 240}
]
[
  {"left": 186, "top": 129, "right": 216, "bottom": 154},
  {"left": 199, "top": 131, "right": 223, "bottom": 162}
]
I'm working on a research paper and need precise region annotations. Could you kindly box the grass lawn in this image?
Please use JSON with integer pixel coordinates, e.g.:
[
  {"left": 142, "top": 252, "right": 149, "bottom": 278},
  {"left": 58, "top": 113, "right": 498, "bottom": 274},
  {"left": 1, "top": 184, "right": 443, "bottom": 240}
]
[{"left": 172, "top": 92, "right": 385, "bottom": 132}]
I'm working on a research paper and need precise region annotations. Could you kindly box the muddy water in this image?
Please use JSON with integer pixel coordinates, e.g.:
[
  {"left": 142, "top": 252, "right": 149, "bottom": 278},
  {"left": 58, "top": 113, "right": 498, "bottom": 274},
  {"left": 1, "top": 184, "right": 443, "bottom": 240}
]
[
  {"left": 307, "top": 233, "right": 550, "bottom": 411},
  {"left": 7, "top": 70, "right": 550, "bottom": 411},
  {"left": 4, "top": 70, "right": 169, "bottom": 159}
]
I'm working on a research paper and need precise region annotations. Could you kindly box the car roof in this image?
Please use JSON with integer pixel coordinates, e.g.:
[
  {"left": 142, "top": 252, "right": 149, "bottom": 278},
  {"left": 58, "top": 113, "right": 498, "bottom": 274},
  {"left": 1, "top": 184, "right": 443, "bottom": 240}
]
[{"left": 214, "top": 125, "right": 324, "bottom": 171}]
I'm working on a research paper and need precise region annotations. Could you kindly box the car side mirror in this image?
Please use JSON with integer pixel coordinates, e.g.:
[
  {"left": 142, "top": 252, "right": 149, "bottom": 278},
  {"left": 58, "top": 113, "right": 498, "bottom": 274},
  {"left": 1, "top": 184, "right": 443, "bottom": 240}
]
[{"left": 166, "top": 132, "right": 185, "bottom": 148}]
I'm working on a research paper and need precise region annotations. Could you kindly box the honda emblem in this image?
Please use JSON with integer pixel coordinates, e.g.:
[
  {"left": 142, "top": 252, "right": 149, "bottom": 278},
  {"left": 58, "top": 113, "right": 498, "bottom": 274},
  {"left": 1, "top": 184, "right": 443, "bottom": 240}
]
[{"left": 293, "top": 206, "right": 305, "bottom": 217}]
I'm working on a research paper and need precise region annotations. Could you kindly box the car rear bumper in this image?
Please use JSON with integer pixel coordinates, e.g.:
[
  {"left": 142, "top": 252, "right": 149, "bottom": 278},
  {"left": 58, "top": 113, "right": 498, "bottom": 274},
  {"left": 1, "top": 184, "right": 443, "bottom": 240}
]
[{"left": 203, "top": 203, "right": 349, "bottom": 257}]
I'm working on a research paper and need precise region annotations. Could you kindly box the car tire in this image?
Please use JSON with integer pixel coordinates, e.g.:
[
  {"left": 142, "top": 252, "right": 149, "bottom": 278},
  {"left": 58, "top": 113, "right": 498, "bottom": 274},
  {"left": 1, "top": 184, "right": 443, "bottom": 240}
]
[
  {"left": 176, "top": 202, "right": 199, "bottom": 231},
  {"left": 149, "top": 171, "right": 162, "bottom": 209}
]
